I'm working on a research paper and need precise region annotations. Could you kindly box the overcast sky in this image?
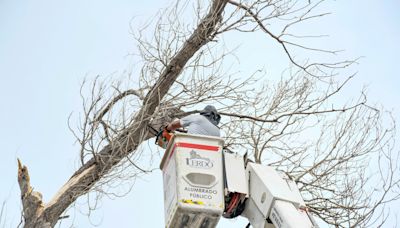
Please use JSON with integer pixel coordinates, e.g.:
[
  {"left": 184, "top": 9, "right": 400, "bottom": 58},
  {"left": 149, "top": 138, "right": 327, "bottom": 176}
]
[{"left": 1, "top": 0, "right": 399, "bottom": 227}]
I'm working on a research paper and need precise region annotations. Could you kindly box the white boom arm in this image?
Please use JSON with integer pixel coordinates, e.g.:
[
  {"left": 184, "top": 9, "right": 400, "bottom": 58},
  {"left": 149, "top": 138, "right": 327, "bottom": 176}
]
[
  {"left": 240, "top": 163, "right": 318, "bottom": 228},
  {"left": 223, "top": 153, "right": 318, "bottom": 228}
]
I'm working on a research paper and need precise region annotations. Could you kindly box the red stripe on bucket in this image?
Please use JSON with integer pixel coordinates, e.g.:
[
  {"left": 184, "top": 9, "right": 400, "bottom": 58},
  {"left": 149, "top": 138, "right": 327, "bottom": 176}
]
[
  {"left": 175, "top": 142, "right": 219, "bottom": 151},
  {"left": 163, "top": 142, "right": 220, "bottom": 171}
]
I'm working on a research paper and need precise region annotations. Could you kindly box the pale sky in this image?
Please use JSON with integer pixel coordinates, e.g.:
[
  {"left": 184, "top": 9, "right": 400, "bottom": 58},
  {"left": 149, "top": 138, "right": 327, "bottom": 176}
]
[{"left": 0, "top": 1, "right": 399, "bottom": 227}]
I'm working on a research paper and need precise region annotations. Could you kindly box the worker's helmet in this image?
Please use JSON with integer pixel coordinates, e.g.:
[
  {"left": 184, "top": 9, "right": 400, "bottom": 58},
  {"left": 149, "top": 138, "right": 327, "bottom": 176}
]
[{"left": 200, "top": 105, "right": 221, "bottom": 126}]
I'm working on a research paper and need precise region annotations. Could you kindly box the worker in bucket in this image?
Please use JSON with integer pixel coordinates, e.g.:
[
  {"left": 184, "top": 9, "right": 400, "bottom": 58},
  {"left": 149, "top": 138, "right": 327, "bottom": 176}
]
[{"left": 166, "top": 105, "right": 221, "bottom": 137}]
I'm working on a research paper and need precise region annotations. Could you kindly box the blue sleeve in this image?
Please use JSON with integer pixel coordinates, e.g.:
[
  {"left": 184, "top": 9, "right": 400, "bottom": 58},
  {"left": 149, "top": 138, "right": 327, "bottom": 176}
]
[{"left": 180, "top": 114, "right": 196, "bottom": 127}]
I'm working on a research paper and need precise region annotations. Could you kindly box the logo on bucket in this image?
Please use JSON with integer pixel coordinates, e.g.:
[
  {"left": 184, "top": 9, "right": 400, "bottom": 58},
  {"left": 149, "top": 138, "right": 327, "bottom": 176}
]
[{"left": 186, "top": 150, "right": 213, "bottom": 169}]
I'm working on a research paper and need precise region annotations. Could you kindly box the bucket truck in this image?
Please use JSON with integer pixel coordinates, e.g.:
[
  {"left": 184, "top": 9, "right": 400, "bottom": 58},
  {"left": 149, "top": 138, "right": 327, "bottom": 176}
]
[{"left": 158, "top": 132, "right": 319, "bottom": 228}]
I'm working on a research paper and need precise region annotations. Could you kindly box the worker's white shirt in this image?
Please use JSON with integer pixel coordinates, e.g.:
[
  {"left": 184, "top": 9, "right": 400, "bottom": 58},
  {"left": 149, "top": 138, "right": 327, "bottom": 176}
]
[{"left": 180, "top": 114, "right": 220, "bottom": 137}]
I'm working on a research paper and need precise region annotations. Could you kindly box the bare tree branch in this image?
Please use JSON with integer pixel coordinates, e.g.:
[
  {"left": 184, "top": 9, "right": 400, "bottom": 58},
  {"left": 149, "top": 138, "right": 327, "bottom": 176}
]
[{"left": 16, "top": 1, "right": 399, "bottom": 227}]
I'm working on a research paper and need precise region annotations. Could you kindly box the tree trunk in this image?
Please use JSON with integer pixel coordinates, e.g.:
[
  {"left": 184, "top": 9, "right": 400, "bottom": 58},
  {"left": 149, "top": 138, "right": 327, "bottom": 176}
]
[{"left": 17, "top": 0, "right": 228, "bottom": 227}]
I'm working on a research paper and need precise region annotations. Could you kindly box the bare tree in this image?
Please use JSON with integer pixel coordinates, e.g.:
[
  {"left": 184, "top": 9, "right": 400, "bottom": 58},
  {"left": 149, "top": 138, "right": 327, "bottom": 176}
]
[{"left": 17, "top": 0, "right": 399, "bottom": 227}]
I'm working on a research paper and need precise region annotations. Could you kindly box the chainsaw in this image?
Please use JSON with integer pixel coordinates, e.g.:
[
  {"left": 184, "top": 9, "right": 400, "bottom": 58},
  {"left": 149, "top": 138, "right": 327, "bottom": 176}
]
[
  {"left": 155, "top": 127, "right": 188, "bottom": 149},
  {"left": 155, "top": 127, "right": 173, "bottom": 149}
]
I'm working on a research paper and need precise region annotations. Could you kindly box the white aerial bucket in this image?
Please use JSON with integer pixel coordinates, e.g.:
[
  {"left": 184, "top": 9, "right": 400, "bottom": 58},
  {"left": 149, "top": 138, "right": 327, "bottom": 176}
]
[{"left": 160, "top": 132, "right": 225, "bottom": 228}]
